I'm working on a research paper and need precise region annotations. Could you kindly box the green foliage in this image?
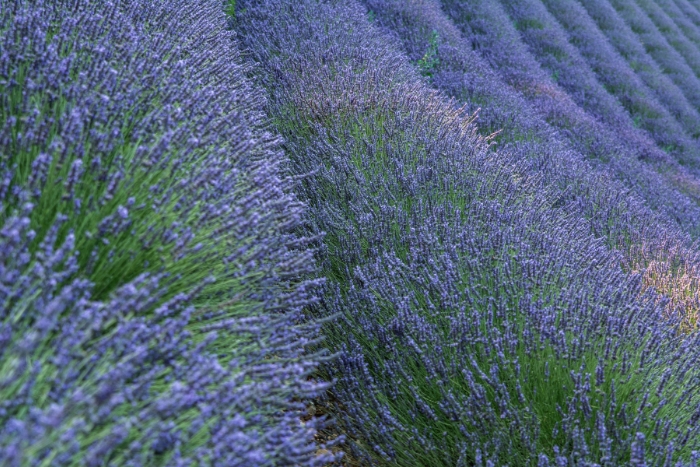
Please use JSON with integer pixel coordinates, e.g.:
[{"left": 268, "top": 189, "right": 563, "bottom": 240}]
[
  {"left": 417, "top": 30, "right": 440, "bottom": 77},
  {"left": 226, "top": 0, "right": 237, "bottom": 19}
]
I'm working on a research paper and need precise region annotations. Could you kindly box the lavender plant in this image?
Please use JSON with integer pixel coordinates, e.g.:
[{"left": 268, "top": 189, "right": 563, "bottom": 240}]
[
  {"left": 0, "top": 0, "right": 339, "bottom": 465},
  {"left": 234, "top": 0, "right": 700, "bottom": 464}
]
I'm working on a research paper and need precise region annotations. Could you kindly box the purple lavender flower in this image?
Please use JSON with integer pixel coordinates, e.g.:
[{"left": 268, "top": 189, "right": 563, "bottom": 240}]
[
  {"left": 0, "top": 0, "right": 337, "bottom": 464},
  {"left": 235, "top": 0, "right": 700, "bottom": 464}
]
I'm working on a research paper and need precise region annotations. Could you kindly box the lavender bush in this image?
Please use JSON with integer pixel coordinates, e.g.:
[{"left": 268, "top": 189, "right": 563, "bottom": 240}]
[
  {"left": 0, "top": 0, "right": 339, "bottom": 465},
  {"left": 234, "top": 0, "right": 700, "bottom": 464}
]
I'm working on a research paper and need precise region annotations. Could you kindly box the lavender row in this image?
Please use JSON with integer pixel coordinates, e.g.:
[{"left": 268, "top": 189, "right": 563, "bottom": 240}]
[
  {"left": 654, "top": 0, "right": 700, "bottom": 54},
  {"left": 634, "top": 0, "right": 700, "bottom": 79},
  {"left": 675, "top": 0, "right": 700, "bottom": 28},
  {"left": 541, "top": 0, "right": 700, "bottom": 166},
  {"left": 605, "top": 0, "right": 700, "bottom": 124},
  {"left": 438, "top": 0, "right": 636, "bottom": 143},
  {"left": 439, "top": 0, "right": 700, "bottom": 227},
  {"left": 234, "top": 0, "right": 700, "bottom": 463},
  {"left": 0, "top": 0, "right": 338, "bottom": 465},
  {"left": 498, "top": 0, "right": 645, "bottom": 132},
  {"left": 365, "top": 0, "right": 700, "bottom": 327},
  {"left": 427, "top": 0, "right": 700, "bottom": 319},
  {"left": 575, "top": 0, "right": 700, "bottom": 138}
]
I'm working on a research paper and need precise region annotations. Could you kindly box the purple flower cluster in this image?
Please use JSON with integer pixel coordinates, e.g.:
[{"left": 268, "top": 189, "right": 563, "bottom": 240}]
[
  {"left": 235, "top": 0, "right": 700, "bottom": 464},
  {"left": 0, "top": 0, "right": 339, "bottom": 465}
]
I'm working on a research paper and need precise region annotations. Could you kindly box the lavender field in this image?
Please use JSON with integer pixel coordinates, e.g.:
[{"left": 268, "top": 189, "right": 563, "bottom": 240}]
[{"left": 6, "top": 0, "right": 700, "bottom": 465}]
